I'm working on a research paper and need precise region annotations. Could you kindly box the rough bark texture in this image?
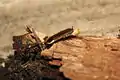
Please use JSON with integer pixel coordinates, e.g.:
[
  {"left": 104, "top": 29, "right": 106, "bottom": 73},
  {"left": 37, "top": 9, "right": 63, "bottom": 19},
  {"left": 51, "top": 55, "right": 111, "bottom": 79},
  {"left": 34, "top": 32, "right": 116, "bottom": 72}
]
[{"left": 41, "top": 36, "right": 120, "bottom": 80}]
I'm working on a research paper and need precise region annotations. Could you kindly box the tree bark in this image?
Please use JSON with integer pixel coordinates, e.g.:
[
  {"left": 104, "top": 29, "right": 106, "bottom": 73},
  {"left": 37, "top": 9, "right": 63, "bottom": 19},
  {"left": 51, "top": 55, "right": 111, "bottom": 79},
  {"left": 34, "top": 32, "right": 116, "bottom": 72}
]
[{"left": 41, "top": 36, "right": 120, "bottom": 80}]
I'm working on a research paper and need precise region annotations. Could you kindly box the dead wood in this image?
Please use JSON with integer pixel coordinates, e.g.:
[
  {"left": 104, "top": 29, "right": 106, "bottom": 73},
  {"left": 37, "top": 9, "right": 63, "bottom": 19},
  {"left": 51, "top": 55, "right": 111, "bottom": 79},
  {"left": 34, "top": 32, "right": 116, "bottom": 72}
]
[
  {"left": 5, "top": 27, "right": 120, "bottom": 80},
  {"left": 42, "top": 36, "right": 120, "bottom": 80}
]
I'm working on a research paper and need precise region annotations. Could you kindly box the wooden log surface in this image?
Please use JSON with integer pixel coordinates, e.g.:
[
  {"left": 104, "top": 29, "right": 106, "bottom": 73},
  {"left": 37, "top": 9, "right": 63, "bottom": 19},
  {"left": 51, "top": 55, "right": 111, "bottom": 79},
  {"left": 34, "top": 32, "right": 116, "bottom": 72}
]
[{"left": 41, "top": 36, "right": 120, "bottom": 80}]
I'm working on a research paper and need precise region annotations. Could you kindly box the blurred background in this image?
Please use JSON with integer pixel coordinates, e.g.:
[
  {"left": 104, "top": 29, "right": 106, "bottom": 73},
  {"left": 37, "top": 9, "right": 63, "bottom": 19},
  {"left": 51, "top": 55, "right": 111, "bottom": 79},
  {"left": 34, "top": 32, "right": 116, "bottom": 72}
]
[{"left": 0, "top": 0, "right": 120, "bottom": 58}]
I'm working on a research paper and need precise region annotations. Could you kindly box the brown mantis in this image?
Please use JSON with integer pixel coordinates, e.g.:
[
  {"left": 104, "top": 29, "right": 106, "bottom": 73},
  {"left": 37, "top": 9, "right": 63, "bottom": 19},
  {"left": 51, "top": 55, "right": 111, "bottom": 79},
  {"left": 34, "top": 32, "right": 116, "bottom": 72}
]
[{"left": 25, "top": 26, "right": 75, "bottom": 50}]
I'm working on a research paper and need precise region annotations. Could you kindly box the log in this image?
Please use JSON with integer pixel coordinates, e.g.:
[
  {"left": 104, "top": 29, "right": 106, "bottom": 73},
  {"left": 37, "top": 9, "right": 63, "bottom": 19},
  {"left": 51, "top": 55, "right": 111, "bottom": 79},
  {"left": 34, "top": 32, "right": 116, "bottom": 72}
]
[
  {"left": 10, "top": 27, "right": 120, "bottom": 80},
  {"left": 41, "top": 36, "right": 120, "bottom": 80}
]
